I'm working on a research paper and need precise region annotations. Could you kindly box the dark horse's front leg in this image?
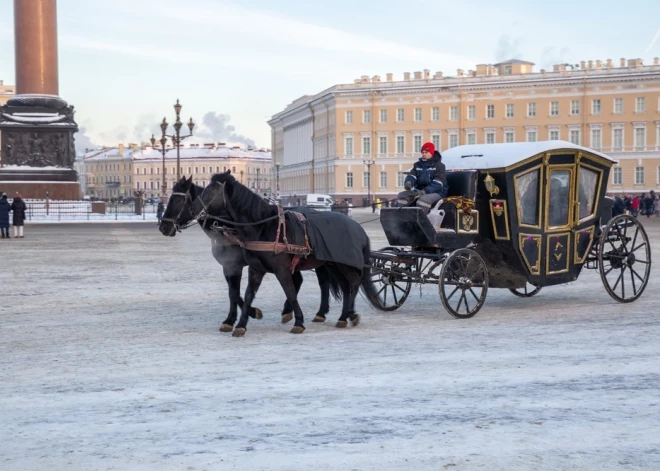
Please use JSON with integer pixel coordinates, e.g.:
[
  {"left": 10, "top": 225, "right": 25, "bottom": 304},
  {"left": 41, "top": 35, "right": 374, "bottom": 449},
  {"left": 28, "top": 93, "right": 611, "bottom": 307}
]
[
  {"left": 273, "top": 264, "right": 306, "bottom": 334},
  {"left": 219, "top": 266, "right": 262, "bottom": 333},
  {"left": 280, "top": 269, "right": 330, "bottom": 324},
  {"left": 233, "top": 267, "right": 266, "bottom": 337},
  {"left": 280, "top": 270, "right": 303, "bottom": 324}
]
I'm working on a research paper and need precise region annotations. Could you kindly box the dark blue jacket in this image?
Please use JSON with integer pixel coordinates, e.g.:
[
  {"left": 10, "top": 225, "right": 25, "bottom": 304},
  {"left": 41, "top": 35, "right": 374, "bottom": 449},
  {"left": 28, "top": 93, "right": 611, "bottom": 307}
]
[
  {"left": 404, "top": 152, "right": 448, "bottom": 197},
  {"left": 0, "top": 197, "right": 9, "bottom": 227}
]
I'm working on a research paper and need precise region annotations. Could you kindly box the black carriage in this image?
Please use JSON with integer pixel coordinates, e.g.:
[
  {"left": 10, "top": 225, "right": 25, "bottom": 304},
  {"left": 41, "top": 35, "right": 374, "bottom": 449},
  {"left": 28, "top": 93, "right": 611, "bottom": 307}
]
[{"left": 365, "top": 141, "right": 652, "bottom": 318}]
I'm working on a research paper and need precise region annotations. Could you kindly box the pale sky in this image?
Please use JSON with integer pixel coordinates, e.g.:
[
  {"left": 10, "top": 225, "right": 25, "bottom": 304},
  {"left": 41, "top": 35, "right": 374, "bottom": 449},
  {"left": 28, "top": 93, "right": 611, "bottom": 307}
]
[{"left": 0, "top": 0, "right": 659, "bottom": 151}]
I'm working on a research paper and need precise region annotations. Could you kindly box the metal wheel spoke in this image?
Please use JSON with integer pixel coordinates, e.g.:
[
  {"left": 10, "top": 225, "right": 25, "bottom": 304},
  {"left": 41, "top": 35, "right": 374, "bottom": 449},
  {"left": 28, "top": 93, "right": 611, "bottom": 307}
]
[
  {"left": 468, "top": 288, "right": 481, "bottom": 303},
  {"left": 458, "top": 291, "right": 468, "bottom": 314},
  {"left": 446, "top": 286, "right": 460, "bottom": 301},
  {"left": 632, "top": 242, "right": 647, "bottom": 253},
  {"left": 611, "top": 268, "right": 624, "bottom": 292},
  {"left": 631, "top": 226, "right": 639, "bottom": 253},
  {"left": 391, "top": 285, "right": 399, "bottom": 305},
  {"left": 630, "top": 266, "right": 646, "bottom": 284},
  {"left": 393, "top": 283, "right": 407, "bottom": 294},
  {"left": 630, "top": 267, "right": 637, "bottom": 296},
  {"left": 376, "top": 284, "right": 386, "bottom": 297},
  {"left": 634, "top": 259, "right": 650, "bottom": 265}
]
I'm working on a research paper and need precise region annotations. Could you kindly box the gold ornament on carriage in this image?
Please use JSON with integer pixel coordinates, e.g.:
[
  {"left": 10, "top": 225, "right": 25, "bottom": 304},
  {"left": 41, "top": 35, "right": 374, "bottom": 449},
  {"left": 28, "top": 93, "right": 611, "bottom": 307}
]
[
  {"left": 493, "top": 202, "right": 504, "bottom": 217},
  {"left": 484, "top": 172, "right": 500, "bottom": 197},
  {"left": 462, "top": 213, "right": 474, "bottom": 231}
]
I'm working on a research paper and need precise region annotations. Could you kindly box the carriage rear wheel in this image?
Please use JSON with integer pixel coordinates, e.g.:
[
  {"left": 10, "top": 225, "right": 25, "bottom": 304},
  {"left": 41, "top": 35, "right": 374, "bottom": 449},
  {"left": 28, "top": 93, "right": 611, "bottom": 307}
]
[
  {"left": 439, "top": 248, "right": 489, "bottom": 319},
  {"left": 366, "top": 247, "right": 413, "bottom": 311},
  {"left": 509, "top": 283, "right": 542, "bottom": 298},
  {"left": 598, "top": 214, "right": 651, "bottom": 303}
]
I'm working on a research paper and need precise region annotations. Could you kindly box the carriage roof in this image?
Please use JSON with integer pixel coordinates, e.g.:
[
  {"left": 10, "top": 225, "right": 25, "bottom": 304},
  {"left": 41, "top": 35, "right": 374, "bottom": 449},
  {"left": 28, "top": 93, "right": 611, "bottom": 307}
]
[{"left": 441, "top": 141, "right": 617, "bottom": 172}]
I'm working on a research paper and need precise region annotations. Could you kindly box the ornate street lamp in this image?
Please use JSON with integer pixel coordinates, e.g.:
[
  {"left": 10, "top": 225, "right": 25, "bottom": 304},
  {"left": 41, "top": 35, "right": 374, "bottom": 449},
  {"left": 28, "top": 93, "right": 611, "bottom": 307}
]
[
  {"left": 150, "top": 133, "right": 168, "bottom": 196},
  {"left": 363, "top": 158, "right": 375, "bottom": 205},
  {"left": 150, "top": 99, "right": 196, "bottom": 185}
]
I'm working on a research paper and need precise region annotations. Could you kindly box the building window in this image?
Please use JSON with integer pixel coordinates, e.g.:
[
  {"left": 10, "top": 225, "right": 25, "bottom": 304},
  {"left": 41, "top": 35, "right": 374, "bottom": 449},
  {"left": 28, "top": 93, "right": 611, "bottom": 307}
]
[
  {"left": 379, "top": 136, "right": 387, "bottom": 154},
  {"left": 345, "top": 110, "right": 353, "bottom": 124},
  {"left": 396, "top": 135, "right": 405, "bottom": 153},
  {"left": 592, "top": 99, "right": 601, "bottom": 115},
  {"left": 527, "top": 103, "right": 536, "bottom": 117},
  {"left": 432, "top": 133, "right": 440, "bottom": 149},
  {"left": 345, "top": 137, "right": 353, "bottom": 155},
  {"left": 413, "top": 135, "right": 422, "bottom": 152},
  {"left": 486, "top": 132, "right": 495, "bottom": 144},
  {"left": 635, "top": 166, "right": 645, "bottom": 185},
  {"left": 363, "top": 110, "right": 371, "bottom": 124},
  {"left": 635, "top": 127, "right": 646, "bottom": 149},
  {"left": 570, "top": 129, "right": 580, "bottom": 145},
  {"left": 449, "top": 134, "right": 458, "bottom": 148},
  {"left": 432, "top": 107, "right": 440, "bottom": 121},
  {"left": 467, "top": 133, "right": 476, "bottom": 145},
  {"left": 346, "top": 172, "right": 353, "bottom": 188},
  {"left": 549, "top": 130, "right": 559, "bottom": 140},
  {"left": 362, "top": 136, "right": 371, "bottom": 155},
  {"left": 527, "top": 130, "right": 537, "bottom": 142},
  {"left": 467, "top": 105, "right": 476, "bottom": 120},
  {"left": 613, "top": 128, "right": 623, "bottom": 149},
  {"left": 450, "top": 106, "right": 458, "bottom": 121},
  {"left": 614, "top": 98, "right": 624, "bottom": 114},
  {"left": 571, "top": 100, "right": 580, "bottom": 115},
  {"left": 363, "top": 171, "right": 370, "bottom": 188},
  {"left": 397, "top": 172, "right": 405, "bottom": 187},
  {"left": 486, "top": 104, "right": 495, "bottom": 119},
  {"left": 397, "top": 108, "right": 404, "bottom": 122},
  {"left": 414, "top": 108, "right": 422, "bottom": 122},
  {"left": 636, "top": 97, "right": 646, "bottom": 113},
  {"left": 591, "top": 129, "right": 602, "bottom": 149},
  {"left": 505, "top": 131, "right": 515, "bottom": 143},
  {"left": 380, "top": 109, "right": 387, "bottom": 123},
  {"left": 506, "top": 104, "right": 514, "bottom": 118},
  {"left": 613, "top": 167, "right": 622, "bottom": 185},
  {"left": 380, "top": 171, "right": 387, "bottom": 187}
]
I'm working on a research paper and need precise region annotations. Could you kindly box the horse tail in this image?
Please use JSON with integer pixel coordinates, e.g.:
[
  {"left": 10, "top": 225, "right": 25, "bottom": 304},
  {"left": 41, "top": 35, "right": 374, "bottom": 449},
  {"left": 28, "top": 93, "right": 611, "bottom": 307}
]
[
  {"left": 316, "top": 265, "right": 343, "bottom": 302},
  {"left": 360, "top": 237, "right": 378, "bottom": 303}
]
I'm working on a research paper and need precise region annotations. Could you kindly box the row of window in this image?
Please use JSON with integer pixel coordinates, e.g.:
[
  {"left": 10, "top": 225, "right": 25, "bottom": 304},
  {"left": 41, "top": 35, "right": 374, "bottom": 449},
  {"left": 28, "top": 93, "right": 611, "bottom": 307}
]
[
  {"left": 135, "top": 179, "right": 272, "bottom": 190},
  {"left": 87, "top": 175, "right": 132, "bottom": 184},
  {"left": 344, "top": 126, "right": 660, "bottom": 154},
  {"left": 611, "top": 166, "right": 660, "bottom": 186},
  {"left": 89, "top": 163, "right": 131, "bottom": 172},
  {"left": 132, "top": 165, "right": 271, "bottom": 176},
  {"left": 344, "top": 97, "right": 653, "bottom": 124}
]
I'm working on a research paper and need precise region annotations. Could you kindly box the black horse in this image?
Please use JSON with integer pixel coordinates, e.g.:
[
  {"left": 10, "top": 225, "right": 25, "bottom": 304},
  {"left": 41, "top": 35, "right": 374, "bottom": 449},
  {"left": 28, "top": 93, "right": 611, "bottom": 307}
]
[
  {"left": 159, "top": 176, "right": 335, "bottom": 332},
  {"left": 194, "top": 171, "right": 376, "bottom": 336}
]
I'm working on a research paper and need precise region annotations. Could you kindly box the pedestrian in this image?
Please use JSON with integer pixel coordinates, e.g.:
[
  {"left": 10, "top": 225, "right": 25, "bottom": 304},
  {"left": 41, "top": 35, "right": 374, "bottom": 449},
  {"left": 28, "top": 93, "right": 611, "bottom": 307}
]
[
  {"left": 0, "top": 193, "right": 10, "bottom": 238},
  {"left": 642, "top": 192, "right": 654, "bottom": 218},
  {"left": 10, "top": 192, "right": 27, "bottom": 238},
  {"left": 347, "top": 201, "right": 353, "bottom": 217},
  {"left": 156, "top": 200, "right": 164, "bottom": 223},
  {"left": 631, "top": 194, "right": 640, "bottom": 217}
]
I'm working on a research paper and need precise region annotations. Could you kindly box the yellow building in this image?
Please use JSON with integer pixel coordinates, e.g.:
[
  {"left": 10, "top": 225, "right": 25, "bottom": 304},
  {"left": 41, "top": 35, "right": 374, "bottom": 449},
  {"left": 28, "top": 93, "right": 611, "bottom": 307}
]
[
  {"left": 132, "top": 143, "right": 273, "bottom": 198},
  {"left": 269, "top": 57, "right": 660, "bottom": 203},
  {"left": 84, "top": 144, "right": 137, "bottom": 199},
  {"left": 0, "top": 80, "right": 16, "bottom": 164}
]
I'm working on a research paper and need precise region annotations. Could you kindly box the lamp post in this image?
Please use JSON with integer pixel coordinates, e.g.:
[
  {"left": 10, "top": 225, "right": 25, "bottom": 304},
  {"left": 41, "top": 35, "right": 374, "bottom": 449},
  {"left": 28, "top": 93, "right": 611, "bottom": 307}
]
[
  {"left": 275, "top": 163, "right": 280, "bottom": 196},
  {"left": 150, "top": 134, "right": 168, "bottom": 196},
  {"left": 151, "top": 99, "right": 195, "bottom": 183},
  {"left": 363, "top": 158, "right": 375, "bottom": 205}
]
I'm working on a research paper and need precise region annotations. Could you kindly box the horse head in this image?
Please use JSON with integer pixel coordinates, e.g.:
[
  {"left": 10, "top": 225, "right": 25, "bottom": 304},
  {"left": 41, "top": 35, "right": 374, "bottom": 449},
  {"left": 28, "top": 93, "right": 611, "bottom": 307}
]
[
  {"left": 159, "top": 175, "right": 198, "bottom": 237},
  {"left": 199, "top": 170, "right": 234, "bottom": 215}
]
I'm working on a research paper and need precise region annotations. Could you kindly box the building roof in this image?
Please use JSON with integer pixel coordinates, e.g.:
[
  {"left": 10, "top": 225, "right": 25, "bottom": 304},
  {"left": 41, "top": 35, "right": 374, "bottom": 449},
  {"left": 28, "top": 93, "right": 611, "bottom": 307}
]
[
  {"left": 492, "top": 59, "right": 536, "bottom": 66},
  {"left": 440, "top": 141, "right": 617, "bottom": 171},
  {"left": 82, "top": 145, "right": 271, "bottom": 162}
]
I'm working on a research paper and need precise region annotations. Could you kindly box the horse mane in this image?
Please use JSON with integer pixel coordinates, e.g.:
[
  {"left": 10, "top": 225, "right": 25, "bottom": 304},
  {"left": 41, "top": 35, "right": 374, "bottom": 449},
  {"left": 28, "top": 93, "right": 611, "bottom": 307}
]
[{"left": 211, "top": 172, "right": 276, "bottom": 220}]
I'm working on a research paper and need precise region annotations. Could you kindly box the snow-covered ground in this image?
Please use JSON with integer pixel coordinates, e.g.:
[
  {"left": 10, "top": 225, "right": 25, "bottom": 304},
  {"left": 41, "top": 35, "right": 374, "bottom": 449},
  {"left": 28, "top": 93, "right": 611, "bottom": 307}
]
[{"left": 1, "top": 217, "right": 659, "bottom": 470}]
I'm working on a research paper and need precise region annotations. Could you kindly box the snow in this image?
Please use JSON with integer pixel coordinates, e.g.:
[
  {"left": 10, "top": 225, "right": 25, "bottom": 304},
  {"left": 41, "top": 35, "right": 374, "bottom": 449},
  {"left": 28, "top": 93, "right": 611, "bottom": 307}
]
[
  {"left": 0, "top": 212, "right": 659, "bottom": 470},
  {"left": 441, "top": 141, "right": 617, "bottom": 171},
  {"left": 1, "top": 165, "right": 71, "bottom": 171}
]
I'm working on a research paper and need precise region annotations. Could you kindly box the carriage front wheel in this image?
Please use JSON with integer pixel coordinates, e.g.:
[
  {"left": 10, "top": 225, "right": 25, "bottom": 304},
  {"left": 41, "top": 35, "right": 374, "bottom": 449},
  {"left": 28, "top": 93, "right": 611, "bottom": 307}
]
[
  {"left": 365, "top": 247, "right": 413, "bottom": 311},
  {"left": 509, "top": 283, "right": 542, "bottom": 298},
  {"left": 598, "top": 214, "right": 651, "bottom": 303},
  {"left": 439, "top": 248, "right": 489, "bottom": 319}
]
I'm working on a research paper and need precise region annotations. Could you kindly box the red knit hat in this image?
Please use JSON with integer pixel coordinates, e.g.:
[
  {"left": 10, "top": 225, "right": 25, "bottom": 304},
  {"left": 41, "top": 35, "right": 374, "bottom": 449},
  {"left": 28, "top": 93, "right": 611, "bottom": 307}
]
[{"left": 421, "top": 142, "right": 435, "bottom": 154}]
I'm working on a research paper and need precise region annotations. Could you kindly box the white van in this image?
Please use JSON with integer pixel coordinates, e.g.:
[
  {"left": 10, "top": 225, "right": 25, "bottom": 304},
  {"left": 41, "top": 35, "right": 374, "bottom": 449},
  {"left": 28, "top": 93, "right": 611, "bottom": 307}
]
[{"left": 305, "top": 193, "right": 334, "bottom": 210}]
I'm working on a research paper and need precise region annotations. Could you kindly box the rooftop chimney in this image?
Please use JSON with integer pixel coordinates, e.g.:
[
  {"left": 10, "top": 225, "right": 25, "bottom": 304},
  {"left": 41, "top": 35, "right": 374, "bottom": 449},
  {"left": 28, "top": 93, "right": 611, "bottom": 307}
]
[
  {"left": 457, "top": 69, "right": 464, "bottom": 76},
  {"left": 360, "top": 75, "right": 370, "bottom": 83},
  {"left": 628, "top": 58, "right": 643, "bottom": 67},
  {"left": 606, "top": 59, "right": 613, "bottom": 68},
  {"left": 129, "top": 143, "right": 138, "bottom": 152},
  {"left": 413, "top": 71, "right": 422, "bottom": 80},
  {"left": 218, "top": 142, "right": 227, "bottom": 147},
  {"left": 423, "top": 69, "right": 430, "bottom": 79},
  {"left": 403, "top": 72, "right": 411, "bottom": 80},
  {"left": 580, "top": 61, "right": 586, "bottom": 69},
  {"left": 118, "top": 144, "right": 124, "bottom": 154},
  {"left": 655, "top": 57, "right": 660, "bottom": 65},
  {"left": 595, "top": 60, "right": 602, "bottom": 68},
  {"left": 372, "top": 75, "right": 381, "bottom": 82},
  {"left": 588, "top": 60, "right": 593, "bottom": 69},
  {"left": 433, "top": 71, "right": 443, "bottom": 79},
  {"left": 386, "top": 73, "right": 393, "bottom": 81},
  {"left": 620, "top": 58, "right": 626, "bottom": 67}
]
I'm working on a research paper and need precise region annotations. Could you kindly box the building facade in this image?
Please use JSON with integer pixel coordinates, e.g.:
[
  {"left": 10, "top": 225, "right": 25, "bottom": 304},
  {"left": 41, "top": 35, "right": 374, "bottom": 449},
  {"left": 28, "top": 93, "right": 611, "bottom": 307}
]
[
  {"left": 269, "top": 57, "right": 660, "bottom": 203},
  {"left": 132, "top": 143, "right": 273, "bottom": 198},
  {"left": 83, "top": 144, "right": 138, "bottom": 199}
]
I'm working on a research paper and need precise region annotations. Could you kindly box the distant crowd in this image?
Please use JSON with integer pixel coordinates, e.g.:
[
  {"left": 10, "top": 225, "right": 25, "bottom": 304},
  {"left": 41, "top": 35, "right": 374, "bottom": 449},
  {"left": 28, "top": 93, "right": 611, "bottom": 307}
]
[{"left": 612, "top": 191, "right": 658, "bottom": 218}]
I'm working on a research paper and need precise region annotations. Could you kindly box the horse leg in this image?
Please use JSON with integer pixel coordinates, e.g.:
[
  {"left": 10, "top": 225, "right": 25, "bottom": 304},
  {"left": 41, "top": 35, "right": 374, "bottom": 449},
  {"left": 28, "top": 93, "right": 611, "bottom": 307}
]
[
  {"left": 280, "top": 270, "right": 303, "bottom": 324},
  {"left": 219, "top": 267, "right": 241, "bottom": 333},
  {"left": 273, "top": 267, "right": 306, "bottom": 334},
  {"left": 313, "top": 267, "right": 330, "bottom": 323},
  {"left": 335, "top": 266, "right": 361, "bottom": 328},
  {"left": 233, "top": 268, "right": 266, "bottom": 338}
]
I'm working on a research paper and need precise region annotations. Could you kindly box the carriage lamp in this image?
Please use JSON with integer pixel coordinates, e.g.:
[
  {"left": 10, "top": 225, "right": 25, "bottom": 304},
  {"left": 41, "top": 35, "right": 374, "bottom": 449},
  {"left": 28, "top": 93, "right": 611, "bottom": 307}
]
[{"left": 484, "top": 173, "right": 500, "bottom": 197}]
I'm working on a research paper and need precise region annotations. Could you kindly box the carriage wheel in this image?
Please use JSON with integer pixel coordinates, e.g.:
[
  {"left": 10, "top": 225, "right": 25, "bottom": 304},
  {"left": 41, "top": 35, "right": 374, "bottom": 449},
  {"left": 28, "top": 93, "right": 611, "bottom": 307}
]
[
  {"left": 598, "top": 214, "right": 651, "bottom": 303},
  {"left": 366, "top": 247, "right": 413, "bottom": 311},
  {"left": 439, "top": 248, "right": 489, "bottom": 319},
  {"left": 509, "top": 283, "right": 542, "bottom": 298}
]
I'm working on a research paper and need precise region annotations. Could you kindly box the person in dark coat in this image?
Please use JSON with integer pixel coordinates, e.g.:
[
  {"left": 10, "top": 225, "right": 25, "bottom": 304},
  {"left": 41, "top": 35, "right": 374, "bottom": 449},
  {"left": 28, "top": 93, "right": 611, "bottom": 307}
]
[
  {"left": 642, "top": 192, "right": 655, "bottom": 218},
  {"left": 612, "top": 194, "right": 625, "bottom": 217},
  {"left": 156, "top": 200, "right": 164, "bottom": 223},
  {"left": 0, "top": 193, "right": 10, "bottom": 238},
  {"left": 10, "top": 192, "right": 26, "bottom": 238},
  {"left": 397, "top": 141, "right": 448, "bottom": 211}
]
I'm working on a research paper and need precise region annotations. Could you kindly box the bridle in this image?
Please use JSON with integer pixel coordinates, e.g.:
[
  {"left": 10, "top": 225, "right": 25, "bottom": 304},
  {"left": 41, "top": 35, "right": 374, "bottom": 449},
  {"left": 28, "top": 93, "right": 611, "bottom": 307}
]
[{"left": 160, "top": 189, "right": 198, "bottom": 232}]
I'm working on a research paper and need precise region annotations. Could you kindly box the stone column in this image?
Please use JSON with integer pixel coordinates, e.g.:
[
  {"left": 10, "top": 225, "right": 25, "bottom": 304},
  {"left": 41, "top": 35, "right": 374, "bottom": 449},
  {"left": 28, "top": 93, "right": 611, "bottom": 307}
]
[{"left": 14, "top": 0, "right": 59, "bottom": 96}]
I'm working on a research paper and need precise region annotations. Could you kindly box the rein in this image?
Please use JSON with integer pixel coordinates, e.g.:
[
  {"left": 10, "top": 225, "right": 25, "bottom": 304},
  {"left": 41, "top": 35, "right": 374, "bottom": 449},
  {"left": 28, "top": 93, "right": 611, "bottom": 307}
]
[{"left": 160, "top": 191, "right": 198, "bottom": 232}]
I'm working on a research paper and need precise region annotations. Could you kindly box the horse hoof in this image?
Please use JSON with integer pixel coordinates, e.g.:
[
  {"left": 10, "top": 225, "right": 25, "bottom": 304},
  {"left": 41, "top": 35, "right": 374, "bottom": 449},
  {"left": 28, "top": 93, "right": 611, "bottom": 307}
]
[
  {"left": 232, "top": 328, "right": 247, "bottom": 337},
  {"left": 335, "top": 320, "right": 348, "bottom": 328},
  {"left": 253, "top": 308, "right": 263, "bottom": 320},
  {"left": 290, "top": 326, "right": 305, "bottom": 334},
  {"left": 281, "top": 312, "right": 293, "bottom": 324},
  {"left": 219, "top": 324, "right": 234, "bottom": 333},
  {"left": 313, "top": 315, "right": 326, "bottom": 323},
  {"left": 351, "top": 315, "right": 360, "bottom": 327}
]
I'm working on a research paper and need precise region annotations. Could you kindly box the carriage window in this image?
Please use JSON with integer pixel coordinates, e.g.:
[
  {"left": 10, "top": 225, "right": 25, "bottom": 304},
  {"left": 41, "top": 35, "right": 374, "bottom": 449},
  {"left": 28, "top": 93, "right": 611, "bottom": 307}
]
[
  {"left": 578, "top": 167, "right": 599, "bottom": 220},
  {"left": 516, "top": 169, "right": 540, "bottom": 226},
  {"left": 548, "top": 169, "right": 571, "bottom": 227}
]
